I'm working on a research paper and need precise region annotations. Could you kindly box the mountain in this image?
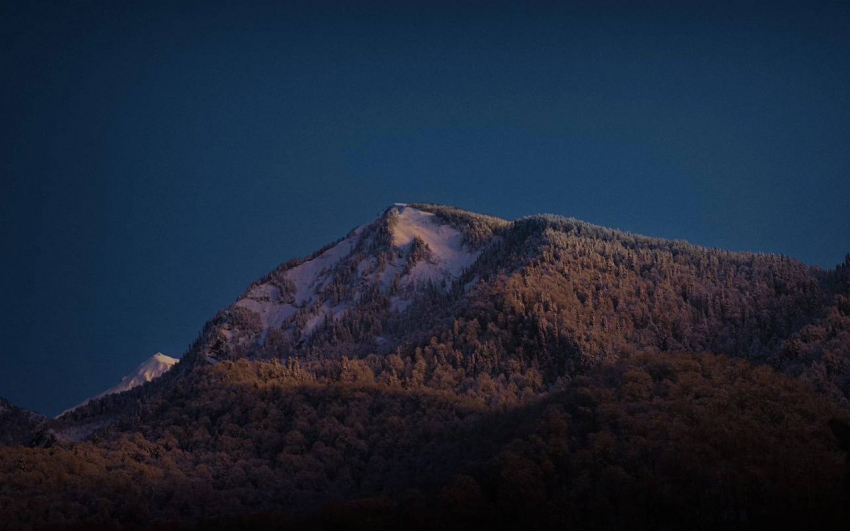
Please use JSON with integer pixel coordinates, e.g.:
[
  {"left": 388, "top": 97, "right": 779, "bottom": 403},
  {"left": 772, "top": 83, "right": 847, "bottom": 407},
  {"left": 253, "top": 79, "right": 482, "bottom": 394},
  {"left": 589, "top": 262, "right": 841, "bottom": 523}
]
[
  {"left": 181, "top": 203, "right": 850, "bottom": 404},
  {"left": 104, "top": 353, "right": 179, "bottom": 395},
  {"left": 0, "top": 397, "right": 45, "bottom": 446},
  {"left": 2, "top": 203, "right": 850, "bottom": 530},
  {"left": 58, "top": 353, "right": 179, "bottom": 417}
]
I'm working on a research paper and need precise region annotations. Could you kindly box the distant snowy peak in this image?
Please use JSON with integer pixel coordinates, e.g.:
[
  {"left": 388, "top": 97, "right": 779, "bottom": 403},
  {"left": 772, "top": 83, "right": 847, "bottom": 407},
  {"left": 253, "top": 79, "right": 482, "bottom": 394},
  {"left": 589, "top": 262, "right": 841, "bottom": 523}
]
[
  {"left": 228, "top": 204, "right": 489, "bottom": 350},
  {"left": 59, "top": 353, "right": 178, "bottom": 417},
  {"left": 106, "top": 353, "right": 179, "bottom": 395}
]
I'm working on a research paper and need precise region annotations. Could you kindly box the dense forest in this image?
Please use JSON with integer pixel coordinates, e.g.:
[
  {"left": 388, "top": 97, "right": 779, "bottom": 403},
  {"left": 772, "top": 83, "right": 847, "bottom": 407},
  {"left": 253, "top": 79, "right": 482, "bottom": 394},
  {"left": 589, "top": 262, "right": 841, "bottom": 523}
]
[
  {"left": 2, "top": 204, "right": 849, "bottom": 530},
  {"left": 245, "top": 204, "right": 850, "bottom": 405},
  {"left": 3, "top": 353, "right": 849, "bottom": 530}
]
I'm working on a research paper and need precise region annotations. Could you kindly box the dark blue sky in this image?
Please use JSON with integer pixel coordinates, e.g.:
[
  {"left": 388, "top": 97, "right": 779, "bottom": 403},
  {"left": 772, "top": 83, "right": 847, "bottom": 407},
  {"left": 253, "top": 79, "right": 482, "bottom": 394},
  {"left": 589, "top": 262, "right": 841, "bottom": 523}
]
[{"left": 2, "top": 1, "right": 849, "bottom": 416}]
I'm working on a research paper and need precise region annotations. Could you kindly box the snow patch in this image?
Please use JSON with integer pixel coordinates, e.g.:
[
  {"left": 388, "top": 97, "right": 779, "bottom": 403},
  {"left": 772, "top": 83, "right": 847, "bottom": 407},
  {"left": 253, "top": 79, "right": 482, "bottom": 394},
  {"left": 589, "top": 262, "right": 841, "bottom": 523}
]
[
  {"left": 391, "top": 206, "right": 479, "bottom": 285},
  {"left": 286, "top": 234, "right": 357, "bottom": 305},
  {"left": 235, "top": 230, "right": 361, "bottom": 340},
  {"left": 235, "top": 296, "right": 298, "bottom": 338}
]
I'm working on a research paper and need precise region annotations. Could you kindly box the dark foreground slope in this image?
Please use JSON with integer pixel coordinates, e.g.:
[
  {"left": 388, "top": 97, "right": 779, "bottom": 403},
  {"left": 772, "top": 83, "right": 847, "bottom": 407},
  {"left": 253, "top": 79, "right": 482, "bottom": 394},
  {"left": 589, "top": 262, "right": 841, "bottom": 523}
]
[
  {"left": 2, "top": 352, "right": 849, "bottom": 530},
  {"left": 2, "top": 204, "right": 850, "bottom": 530},
  {"left": 0, "top": 398, "right": 44, "bottom": 447}
]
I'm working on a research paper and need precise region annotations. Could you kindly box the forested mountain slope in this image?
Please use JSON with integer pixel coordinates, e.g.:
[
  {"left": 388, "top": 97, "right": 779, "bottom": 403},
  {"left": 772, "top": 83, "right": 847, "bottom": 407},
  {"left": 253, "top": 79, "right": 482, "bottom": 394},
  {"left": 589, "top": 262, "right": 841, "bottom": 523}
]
[
  {"left": 69, "top": 203, "right": 850, "bottom": 417},
  {"left": 3, "top": 203, "right": 849, "bottom": 530},
  {"left": 3, "top": 353, "right": 848, "bottom": 529}
]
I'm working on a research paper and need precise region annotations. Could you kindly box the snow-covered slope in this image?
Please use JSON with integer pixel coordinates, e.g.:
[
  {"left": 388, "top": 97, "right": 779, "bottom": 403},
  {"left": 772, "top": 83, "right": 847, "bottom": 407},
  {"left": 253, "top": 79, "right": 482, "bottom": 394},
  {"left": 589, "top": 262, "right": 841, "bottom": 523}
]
[
  {"left": 389, "top": 205, "right": 479, "bottom": 285},
  {"left": 100, "top": 353, "right": 179, "bottom": 395},
  {"left": 215, "top": 204, "right": 494, "bottom": 360},
  {"left": 233, "top": 222, "right": 368, "bottom": 341},
  {"left": 59, "top": 353, "right": 178, "bottom": 417}
]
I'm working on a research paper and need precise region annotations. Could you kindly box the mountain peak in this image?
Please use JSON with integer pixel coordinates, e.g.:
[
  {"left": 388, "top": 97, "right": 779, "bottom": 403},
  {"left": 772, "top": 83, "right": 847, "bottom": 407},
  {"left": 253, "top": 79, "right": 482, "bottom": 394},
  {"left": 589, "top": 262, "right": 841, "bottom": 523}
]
[
  {"left": 125, "top": 353, "right": 178, "bottom": 384},
  {"left": 387, "top": 204, "right": 475, "bottom": 269},
  {"left": 58, "top": 353, "right": 178, "bottom": 417},
  {"left": 150, "top": 352, "right": 177, "bottom": 364},
  {"left": 214, "top": 204, "right": 507, "bottom": 361}
]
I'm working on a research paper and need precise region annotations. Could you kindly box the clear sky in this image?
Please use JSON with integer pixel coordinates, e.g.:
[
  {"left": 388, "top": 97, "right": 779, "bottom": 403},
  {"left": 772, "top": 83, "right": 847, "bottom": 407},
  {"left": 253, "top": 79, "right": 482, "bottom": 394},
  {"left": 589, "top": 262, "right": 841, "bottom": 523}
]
[{"left": 2, "top": 0, "right": 849, "bottom": 416}]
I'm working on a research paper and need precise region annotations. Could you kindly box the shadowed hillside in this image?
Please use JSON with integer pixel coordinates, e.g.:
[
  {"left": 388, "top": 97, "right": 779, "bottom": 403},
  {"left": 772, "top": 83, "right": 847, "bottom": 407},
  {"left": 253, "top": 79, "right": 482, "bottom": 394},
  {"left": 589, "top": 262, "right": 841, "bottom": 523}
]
[
  {"left": 0, "top": 398, "right": 44, "bottom": 447},
  {"left": 2, "top": 353, "right": 848, "bottom": 530}
]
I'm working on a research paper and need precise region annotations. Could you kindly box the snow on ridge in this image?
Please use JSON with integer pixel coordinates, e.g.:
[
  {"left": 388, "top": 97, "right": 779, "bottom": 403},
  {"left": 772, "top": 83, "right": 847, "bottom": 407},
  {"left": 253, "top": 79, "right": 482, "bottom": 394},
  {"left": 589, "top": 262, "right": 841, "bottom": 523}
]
[
  {"left": 117, "top": 353, "right": 179, "bottom": 389},
  {"left": 286, "top": 232, "right": 358, "bottom": 305},
  {"left": 235, "top": 225, "right": 365, "bottom": 340},
  {"left": 231, "top": 204, "right": 482, "bottom": 345},
  {"left": 384, "top": 204, "right": 481, "bottom": 311},
  {"left": 58, "top": 353, "right": 179, "bottom": 418}
]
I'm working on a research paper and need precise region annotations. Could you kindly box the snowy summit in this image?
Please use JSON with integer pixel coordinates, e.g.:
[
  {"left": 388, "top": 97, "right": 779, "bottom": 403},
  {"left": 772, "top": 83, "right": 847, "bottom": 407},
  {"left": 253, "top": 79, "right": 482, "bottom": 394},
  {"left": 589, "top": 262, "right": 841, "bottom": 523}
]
[{"left": 229, "top": 203, "right": 487, "bottom": 350}]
